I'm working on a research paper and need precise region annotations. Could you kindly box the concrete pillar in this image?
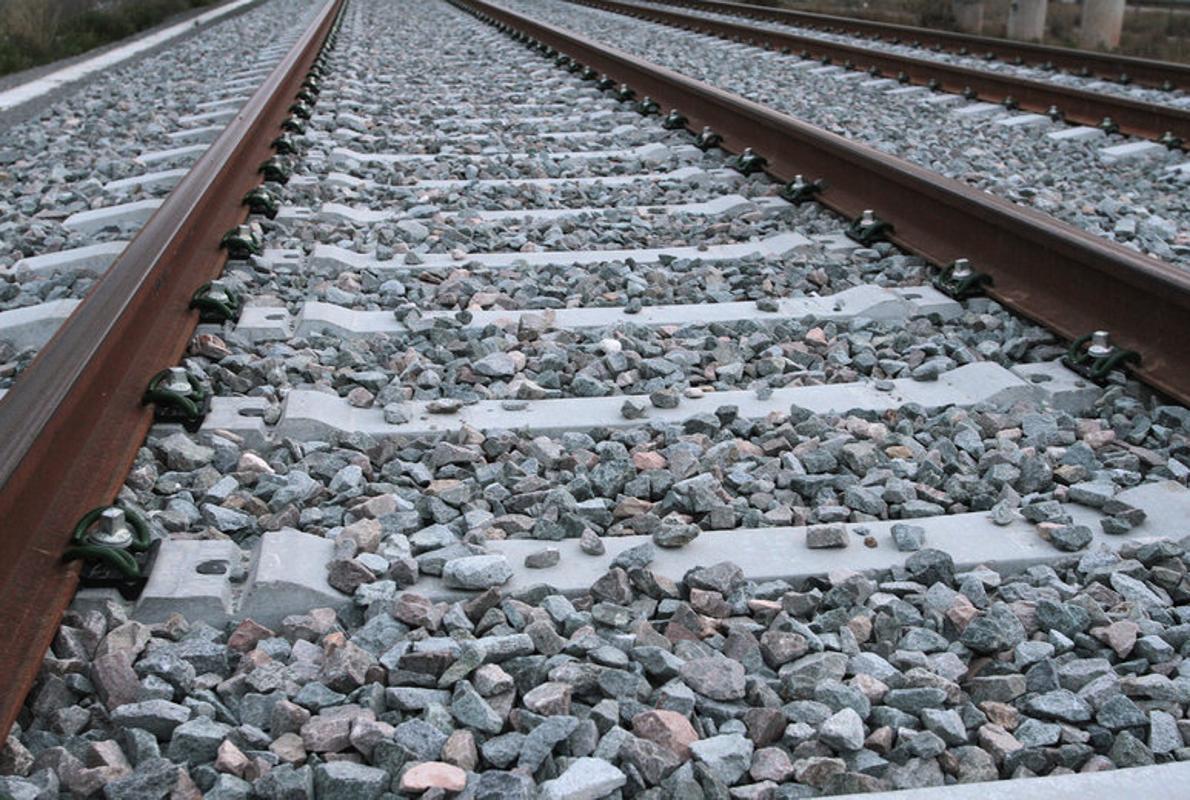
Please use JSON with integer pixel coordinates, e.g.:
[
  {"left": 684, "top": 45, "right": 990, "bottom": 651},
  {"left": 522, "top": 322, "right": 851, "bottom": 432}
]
[
  {"left": 952, "top": 0, "right": 984, "bottom": 33},
  {"left": 1079, "top": 0, "right": 1126, "bottom": 50},
  {"left": 1006, "top": 0, "right": 1048, "bottom": 41}
]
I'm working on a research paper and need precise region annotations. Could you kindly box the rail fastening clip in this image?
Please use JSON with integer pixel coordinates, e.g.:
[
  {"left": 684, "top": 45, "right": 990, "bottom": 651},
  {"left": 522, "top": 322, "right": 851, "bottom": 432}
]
[
  {"left": 62, "top": 506, "right": 157, "bottom": 598},
  {"left": 845, "top": 209, "right": 894, "bottom": 246},
  {"left": 779, "top": 174, "right": 825, "bottom": 205},
  {"left": 693, "top": 126, "right": 723, "bottom": 151},
  {"left": 661, "top": 110, "right": 688, "bottom": 130},
  {"left": 143, "top": 367, "right": 211, "bottom": 433},
  {"left": 932, "top": 258, "right": 992, "bottom": 300},
  {"left": 190, "top": 279, "right": 244, "bottom": 324},
  {"left": 1062, "top": 331, "right": 1140, "bottom": 383},
  {"left": 221, "top": 222, "right": 265, "bottom": 260}
]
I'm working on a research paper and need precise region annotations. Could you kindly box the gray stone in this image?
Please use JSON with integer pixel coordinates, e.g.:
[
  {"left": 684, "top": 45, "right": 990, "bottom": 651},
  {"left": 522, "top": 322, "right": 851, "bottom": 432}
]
[
  {"left": 580, "top": 530, "right": 606, "bottom": 555},
  {"left": 110, "top": 700, "right": 191, "bottom": 739},
  {"left": 442, "top": 554, "right": 512, "bottom": 590},
  {"left": 451, "top": 680, "right": 503, "bottom": 734},
  {"left": 1150, "top": 709, "right": 1182, "bottom": 754},
  {"left": 525, "top": 548, "right": 561, "bottom": 569},
  {"left": 611, "top": 542, "right": 655, "bottom": 570},
  {"left": 1050, "top": 524, "right": 1093, "bottom": 552},
  {"left": 167, "top": 716, "right": 231, "bottom": 764},
  {"left": 1111, "top": 572, "right": 1171, "bottom": 609},
  {"left": 312, "top": 762, "right": 387, "bottom": 800},
  {"left": 960, "top": 604, "right": 1026, "bottom": 654},
  {"left": 474, "top": 771, "right": 535, "bottom": 800},
  {"left": 1023, "top": 689, "right": 1092, "bottom": 723},
  {"left": 519, "top": 715, "right": 580, "bottom": 771},
  {"left": 101, "top": 758, "right": 180, "bottom": 800},
  {"left": 158, "top": 433, "right": 214, "bottom": 471},
  {"left": 891, "top": 523, "right": 925, "bottom": 552},
  {"left": 806, "top": 525, "right": 848, "bottom": 549},
  {"left": 680, "top": 657, "right": 745, "bottom": 700},
  {"left": 654, "top": 518, "right": 700, "bottom": 548},
  {"left": 619, "top": 736, "right": 682, "bottom": 785},
  {"left": 540, "top": 757, "right": 627, "bottom": 800},
  {"left": 689, "top": 734, "right": 754, "bottom": 785},
  {"left": 819, "top": 708, "right": 865, "bottom": 752}
]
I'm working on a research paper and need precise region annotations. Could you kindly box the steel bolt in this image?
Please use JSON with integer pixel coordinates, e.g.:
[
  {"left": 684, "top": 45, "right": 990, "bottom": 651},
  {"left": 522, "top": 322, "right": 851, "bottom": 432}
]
[
  {"left": 90, "top": 508, "right": 134, "bottom": 549},
  {"left": 1087, "top": 330, "right": 1113, "bottom": 358},
  {"left": 951, "top": 258, "right": 972, "bottom": 279},
  {"left": 207, "top": 280, "right": 231, "bottom": 302},
  {"left": 164, "top": 367, "right": 192, "bottom": 395}
]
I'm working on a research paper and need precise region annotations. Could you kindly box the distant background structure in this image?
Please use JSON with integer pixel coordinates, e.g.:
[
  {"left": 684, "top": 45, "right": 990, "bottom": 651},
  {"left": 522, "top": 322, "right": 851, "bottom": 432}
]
[{"left": 760, "top": 0, "right": 1189, "bottom": 61}]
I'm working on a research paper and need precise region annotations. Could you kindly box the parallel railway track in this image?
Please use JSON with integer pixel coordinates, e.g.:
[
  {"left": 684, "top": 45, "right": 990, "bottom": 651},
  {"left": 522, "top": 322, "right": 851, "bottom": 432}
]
[
  {"left": 565, "top": 0, "right": 1190, "bottom": 145},
  {"left": 645, "top": 0, "right": 1190, "bottom": 91},
  {"left": 0, "top": 1, "right": 1188, "bottom": 796}
]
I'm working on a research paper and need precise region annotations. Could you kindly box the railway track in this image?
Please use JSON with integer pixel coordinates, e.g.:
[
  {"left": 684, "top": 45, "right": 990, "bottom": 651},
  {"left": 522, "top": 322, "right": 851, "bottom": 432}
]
[
  {"left": 642, "top": 0, "right": 1190, "bottom": 92},
  {"left": 1, "top": 0, "right": 1189, "bottom": 797},
  {"left": 567, "top": 0, "right": 1190, "bottom": 144}
]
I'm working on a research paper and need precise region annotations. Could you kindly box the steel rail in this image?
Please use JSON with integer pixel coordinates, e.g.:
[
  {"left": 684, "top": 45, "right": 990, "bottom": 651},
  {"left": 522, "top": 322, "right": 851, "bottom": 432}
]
[
  {"left": 455, "top": 0, "right": 1190, "bottom": 405},
  {"left": 0, "top": 0, "right": 346, "bottom": 740},
  {"left": 645, "top": 0, "right": 1190, "bottom": 91},
  {"left": 568, "top": 0, "right": 1190, "bottom": 145}
]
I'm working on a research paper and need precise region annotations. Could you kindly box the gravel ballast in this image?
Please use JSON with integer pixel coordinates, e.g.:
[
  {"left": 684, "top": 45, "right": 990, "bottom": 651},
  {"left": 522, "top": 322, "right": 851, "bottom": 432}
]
[{"left": 1, "top": 0, "right": 1189, "bottom": 797}]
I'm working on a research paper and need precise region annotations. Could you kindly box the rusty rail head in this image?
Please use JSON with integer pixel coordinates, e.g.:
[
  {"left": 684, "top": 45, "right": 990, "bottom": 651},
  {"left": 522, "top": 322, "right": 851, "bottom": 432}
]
[
  {"left": 569, "top": 0, "right": 1190, "bottom": 144},
  {"left": 453, "top": 0, "right": 1190, "bottom": 404},
  {"left": 0, "top": 0, "right": 346, "bottom": 740},
  {"left": 645, "top": 0, "right": 1190, "bottom": 92}
]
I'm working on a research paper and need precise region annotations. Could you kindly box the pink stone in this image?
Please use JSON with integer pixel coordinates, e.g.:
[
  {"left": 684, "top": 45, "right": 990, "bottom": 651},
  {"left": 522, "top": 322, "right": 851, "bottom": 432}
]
[
  {"left": 442, "top": 730, "right": 478, "bottom": 771},
  {"left": 750, "top": 746, "right": 794, "bottom": 782},
  {"left": 522, "top": 682, "right": 572, "bottom": 716},
  {"left": 978, "top": 723, "right": 1022, "bottom": 763},
  {"left": 215, "top": 740, "right": 250, "bottom": 778},
  {"left": 632, "top": 451, "right": 667, "bottom": 470},
  {"left": 946, "top": 594, "right": 978, "bottom": 631},
  {"left": 1093, "top": 619, "right": 1139, "bottom": 659},
  {"left": 228, "top": 619, "right": 275, "bottom": 653},
  {"left": 633, "top": 709, "right": 700, "bottom": 761},
  {"left": 399, "top": 761, "right": 467, "bottom": 793}
]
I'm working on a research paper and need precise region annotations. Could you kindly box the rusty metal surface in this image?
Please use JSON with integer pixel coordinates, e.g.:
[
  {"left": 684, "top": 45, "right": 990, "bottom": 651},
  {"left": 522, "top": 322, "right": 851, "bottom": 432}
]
[
  {"left": 647, "top": 0, "right": 1190, "bottom": 91},
  {"left": 456, "top": 0, "right": 1190, "bottom": 404},
  {"left": 569, "top": 0, "right": 1190, "bottom": 144},
  {"left": 0, "top": 0, "right": 345, "bottom": 740}
]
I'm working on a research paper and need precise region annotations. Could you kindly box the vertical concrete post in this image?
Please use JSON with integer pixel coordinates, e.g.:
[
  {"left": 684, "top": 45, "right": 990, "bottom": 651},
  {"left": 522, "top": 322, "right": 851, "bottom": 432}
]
[
  {"left": 1006, "top": 0, "right": 1048, "bottom": 41},
  {"left": 1079, "top": 0, "right": 1126, "bottom": 50},
  {"left": 952, "top": 0, "right": 984, "bottom": 33}
]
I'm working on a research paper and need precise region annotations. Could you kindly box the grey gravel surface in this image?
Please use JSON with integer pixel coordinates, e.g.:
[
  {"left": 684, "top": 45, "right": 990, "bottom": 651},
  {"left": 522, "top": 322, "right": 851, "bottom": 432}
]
[
  {"left": 2, "top": 0, "right": 1190, "bottom": 797},
  {"left": 500, "top": 0, "right": 1190, "bottom": 268}
]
